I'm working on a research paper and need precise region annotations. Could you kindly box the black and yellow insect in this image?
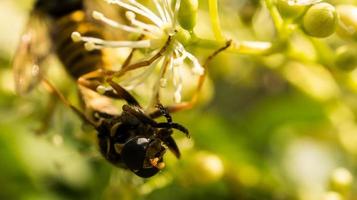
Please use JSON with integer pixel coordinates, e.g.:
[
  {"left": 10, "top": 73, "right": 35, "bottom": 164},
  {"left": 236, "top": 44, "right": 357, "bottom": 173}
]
[
  {"left": 12, "top": 0, "right": 189, "bottom": 178},
  {"left": 13, "top": 0, "right": 114, "bottom": 93}
]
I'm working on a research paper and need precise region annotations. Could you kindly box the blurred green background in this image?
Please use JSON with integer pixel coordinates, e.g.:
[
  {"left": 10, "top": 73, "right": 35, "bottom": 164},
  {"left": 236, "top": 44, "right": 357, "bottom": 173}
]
[{"left": 1, "top": 0, "right": 357, "bottom": 199}]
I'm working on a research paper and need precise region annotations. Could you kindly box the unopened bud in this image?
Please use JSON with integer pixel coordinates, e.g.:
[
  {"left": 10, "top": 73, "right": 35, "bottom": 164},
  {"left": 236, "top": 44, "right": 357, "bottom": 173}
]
[
  {"left": 176, "top": 0, "right": 198, "bottom": 31},
  {"left": 302, "top": 3, "right": 337, "bottom": 38}
]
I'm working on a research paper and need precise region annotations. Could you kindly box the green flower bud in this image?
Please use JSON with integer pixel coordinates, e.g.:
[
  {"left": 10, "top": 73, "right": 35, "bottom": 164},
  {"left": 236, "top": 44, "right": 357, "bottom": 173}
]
[
  {"left": 336, "top": 5, "right": 357, "bottom": 40},
  {"left": 302, "top": 3, "right": 337, "bottom": 38},
  {"left": 276, "top": 0, "right": 306, "bottom": 19},
  {"left": 335, "top": 45, "right": 357, "bottom": 71},
  {"left": 176, "top": 0, "right": 198, "bottom": 31}
]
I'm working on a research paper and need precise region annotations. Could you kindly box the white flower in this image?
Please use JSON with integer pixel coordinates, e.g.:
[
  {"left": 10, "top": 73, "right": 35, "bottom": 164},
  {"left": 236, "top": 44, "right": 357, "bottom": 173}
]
[{"left": 71, "top": 0, "right": 204, "bottom": 105}]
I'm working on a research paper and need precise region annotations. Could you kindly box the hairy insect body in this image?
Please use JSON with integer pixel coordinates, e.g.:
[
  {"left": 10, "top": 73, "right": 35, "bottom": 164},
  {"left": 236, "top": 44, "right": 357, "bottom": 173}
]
[
  {"left": 85, "top": 103, "right": 187, "bottom": 178},
  {"left": 37, "top": 0, "right": 107, "bottom": 79},
  {"left": 96, "top": 110, "right": 162, "bottom": 176},
  {"left": 14, "top": 0, "right": 190, "bottom": 178},
  {"left": 51, "top": 12, "right": 104, "bottom": 78}
]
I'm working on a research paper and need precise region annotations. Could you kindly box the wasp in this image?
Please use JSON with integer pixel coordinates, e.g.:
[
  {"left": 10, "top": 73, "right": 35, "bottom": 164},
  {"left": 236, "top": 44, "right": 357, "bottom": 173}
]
[
  {"left": 13, "top": 0, "right": 117, "bottom": 93},
  {"left": 12, "top": 0, "right": 192, "bottom": 178}
]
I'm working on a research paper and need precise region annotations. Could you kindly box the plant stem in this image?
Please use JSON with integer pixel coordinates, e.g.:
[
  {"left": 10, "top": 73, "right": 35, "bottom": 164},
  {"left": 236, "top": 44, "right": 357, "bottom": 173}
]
[
  {"left": 264, "top": 0, "right": 284, "bottom": 35},
  {"left": 189, "top": 37, "right": 278, "bottom": 55},
  {"left": 208, "top": 0, "right": 224, "bottom": 41},
  {"left": 309, "top": 37, "right": 335, "bottom": 69}
]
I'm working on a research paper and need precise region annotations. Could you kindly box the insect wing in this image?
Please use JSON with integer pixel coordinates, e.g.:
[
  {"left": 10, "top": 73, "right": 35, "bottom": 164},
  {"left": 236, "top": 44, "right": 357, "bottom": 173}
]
[
  {"left": 79, "top": 85, "right": 120, "bottom": 117},
  {"left": 13, "top": 11, "right": 51, "bottom": 96}
]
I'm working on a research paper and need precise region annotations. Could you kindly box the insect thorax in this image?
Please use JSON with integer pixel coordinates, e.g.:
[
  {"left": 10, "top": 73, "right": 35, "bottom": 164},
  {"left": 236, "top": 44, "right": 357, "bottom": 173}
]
[{"left": 35, "top": 0, "right": 84, "bottom": 18}]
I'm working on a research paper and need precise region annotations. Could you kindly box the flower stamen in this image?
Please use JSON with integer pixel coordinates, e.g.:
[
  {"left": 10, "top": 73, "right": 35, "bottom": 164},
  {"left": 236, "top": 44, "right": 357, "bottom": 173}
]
[
  {"left": 153, "top": 0, "right": 168, "bottom": 24},
  {"left": 121, "top": 58, "right": 161, "bottom": 89},
  {"left": 172, "top": 0, "right": 182, "bottom": 27},
  {"left": 125, "top": 11, "right": 163, "bottom": 36},
  {"left": 127, "top": 0, "right": 164, "bottom": 25},
  {"left": 106, "top": 0, "right": 163, "bottom": 26},
  {"left": 92, "top": 11, "right": 153, "bottom": 36},
  {"left": 71, "top": 31, "right": 152, "bottom": 49},
  {"left": 162, "top": 0, "right": 173, "bottom": 24}
]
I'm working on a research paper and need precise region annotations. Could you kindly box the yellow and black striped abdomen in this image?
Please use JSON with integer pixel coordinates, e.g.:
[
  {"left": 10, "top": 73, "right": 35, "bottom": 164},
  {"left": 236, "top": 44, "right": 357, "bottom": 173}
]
[{"left": 50, "top": 11, "right": 107, "bottom": 79}]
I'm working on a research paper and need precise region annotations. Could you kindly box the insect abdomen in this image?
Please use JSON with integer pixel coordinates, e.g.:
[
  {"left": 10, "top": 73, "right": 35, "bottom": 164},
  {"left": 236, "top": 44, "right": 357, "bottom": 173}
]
[{"left": 50, "top": 11, "right": 106, "bottom": 79}]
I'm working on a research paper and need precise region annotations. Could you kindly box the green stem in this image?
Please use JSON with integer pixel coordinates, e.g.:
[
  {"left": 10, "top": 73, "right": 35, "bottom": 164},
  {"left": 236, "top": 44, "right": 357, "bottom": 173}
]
[
  {"left": 189, "top": 37, "right": 282, "bottom": 56},
  {"left": 264, "top": 0, "right": 284, "bottom": 35},
  {"left": 208, "top": 0, "right": 224, "bottom": 41},
  {"left": 309, "top": 37, "right": 335, "bottom": 69}
]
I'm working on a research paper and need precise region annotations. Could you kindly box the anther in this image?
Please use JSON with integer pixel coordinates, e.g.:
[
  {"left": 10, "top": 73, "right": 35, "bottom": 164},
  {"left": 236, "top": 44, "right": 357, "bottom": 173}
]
[
  {"left": 71, "top": 32, "right": 82, "bottom": 42},
  {"left": 126, "top": 11, "right": 136, "bottom": 21},
  {"left": 84, "top": 42, "right": 96, "bottom": 51},
  {"left": 92, "top": 11, "right": 104, "bottom": 20},
  {"left": 96, "top": 85, "right": 107, "bottom": 94}
]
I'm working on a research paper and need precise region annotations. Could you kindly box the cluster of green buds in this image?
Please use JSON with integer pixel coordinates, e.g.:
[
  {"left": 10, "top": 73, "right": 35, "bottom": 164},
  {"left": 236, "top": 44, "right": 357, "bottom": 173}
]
[
  {"left": 276, "top": 2, "right": 357, "bottom": 40},
  {"left": 276, "top": 0, "right": 338, "bottom": 38},
  {"left": 334, "top": 5, "right": 357, "bottom": 71},
  {"left": 335, "top": 44, "right": 357, "bottom": 71},
  {"left": 275, "top": 2, "right": 357, "bottom": 74},
  {"left": 336, "top": 5, "right": 357, "bottom": 41}
]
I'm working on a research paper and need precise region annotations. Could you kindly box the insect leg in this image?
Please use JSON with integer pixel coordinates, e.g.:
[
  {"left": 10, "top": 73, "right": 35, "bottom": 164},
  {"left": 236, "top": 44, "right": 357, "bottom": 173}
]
[
  {"left": 122, "top": 104, "right": 187, "bottom": 158},
  {"left": 121, "top": 104, "right": 157, "bottom": 126},
  {"left": 108, "top": 36, "right": 173, "bottom": 78},
  {"left": 77, "top": 71, "right": 141, "bottom": 107},
  {"left": 42, "top": 78, "right": 97, "bottom": 128},
  {"left": 155, "top": 122, "right": 190, "bottom": 138},
  {"left": 149, "top": 40, "right": 232, "bottom": 118},
  {"left": 78, "top": 36, "right": 173, "bottom": 107},
  {"left": 162, "top": 134, "right": 181, "bottom": 158},
  {"left": 34, "top": 94, "right": 58, "bottom": 135},
  {"left": 154, "top": 128, "right": 181, "bottom": 158},
  {"left": 156, "top": 103, "right": 172, "bottom": 123},
  {"left": 121, "top": 104, "right": 187, "bottom": 136},
  {"left": 106, "top": 79, "right": 140, "bottom": 106},
  {"left": 121, "top": 34, "right": 145, "bottom": 69}
]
